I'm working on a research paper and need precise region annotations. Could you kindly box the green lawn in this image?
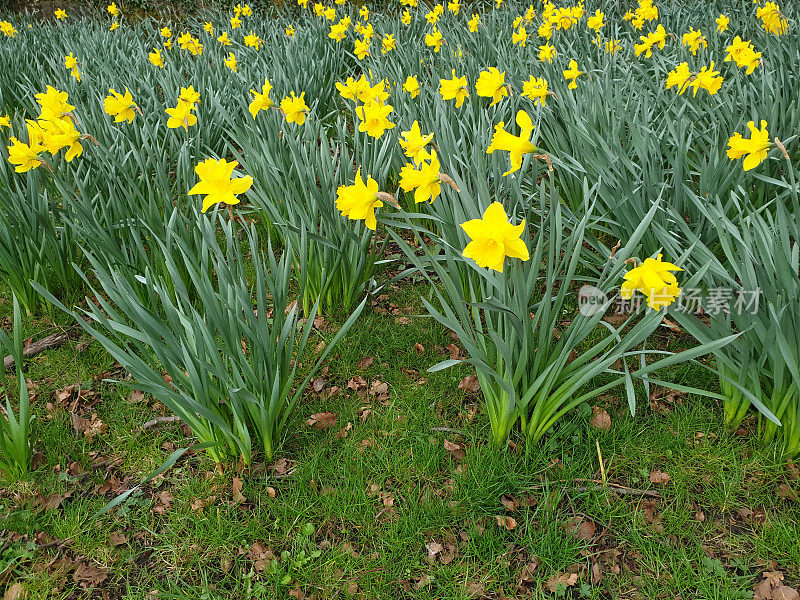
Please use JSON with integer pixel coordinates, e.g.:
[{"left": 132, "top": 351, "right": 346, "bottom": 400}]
[{"left": 2, "top": 284, "right": 798, "bottom": 599}]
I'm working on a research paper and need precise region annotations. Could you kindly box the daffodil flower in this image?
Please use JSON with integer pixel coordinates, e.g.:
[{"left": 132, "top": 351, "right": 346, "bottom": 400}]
[
  {"left": 727, "top": 120, "right": 770, "bottom": 171},
  {"left": 461, "top": 202, "right": 530, "bottom": 273},
  {"left": 188, "top": 157, "right": 253, "bottom": 213}
]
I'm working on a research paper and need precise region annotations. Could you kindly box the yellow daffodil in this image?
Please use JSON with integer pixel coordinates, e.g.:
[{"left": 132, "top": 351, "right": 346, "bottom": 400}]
[
  {"left": 40, "top": 117, "right": 84, "bottom": 161},
  {"left": 461, "top": 202, "right": 529, "bottom": 273},
  {"left": 716, "top": 14, "right": 729, "bottom": 32},
  {"left": 634, "top": 24, "right": 667, "bottom": 58},
  {"left": 727, "top": 120, "right": 770, "bottom": 171},
  {"left": 224, "top": 52, "right": 238, "bottom": 72},
  {"left": 355, "top": 100, "right": 395, "bottom": 139},
  {"left": 512, "top": 27, "right": 527, "bottom": 47},
  {"left": 757, "top": 2, "right": 788, "bottom": 35},
  {"left": 521, "top": 76, "right": 548, "bottom": 106},
  {"left": 476, "top": 67, "right": 508, "bottom": 106},
  {"left": 725, "top": 37, "right": 761, "bottom": 74},
  {"left": 161, "top": 26, "right": 171, "bottom": 38},
  {"left": 402, "top": 9, "right": 411, "bottom": 25},
  {"left": 281, "top": 91, "right": 309, "bottom": 125},
  {"left": 0, "top": 21, "right": 18, "bottom": 37},
  {"left": 188, "top": 157, "right": 253, "bottom": 213},
  {"left": 6, "top": 137, "right": 42, "bottom": 172},
  {"left": 165, "top": 100, "right": 197, "bottom": 130},
  {"left": 448, "top": 0, "right": 459, "bottom": 15},
  {"left": 336, "top": 168, "right": 386, "bottom": 230},
  {"left": 399, "top": 121, "right": 434, "bottom": 163},
  {"left": 249, "top": 78, "right": 274, "bottom": 118},
  {"left": 103, "top": 88, "right": 138, "bottom": 123},
  {"left": 0, "top": 115, "right": 10, "bottom": 129},
  {"left": 468, "top": 13, "right": 479, "bottom": 32},
  {"left": 204, "top": 21, "right": 214, "bottom": 35},
  {"left": 690, "top": 61, "right": 723, "bottom": 96},
  {"left": 487, "top": 109, "right": 537, "bottom": 176},
  {"left": 402, "top": 75, "right": 420, "bottom": 98},
  {"left": 425, "top": 27, "right": 443, "bottom": 52},
  {"left": 64, "top": 53, "right": 81, "bottom": 82},
  {"left": 55, "top": 9, "right": 67, "bottom": 20},
  {"left": 231, "top": 15, "right": 242, "bottom": 28},
  {"left": 539, "top": 43, "right": 556, "bottom": 63},
  {"left": 587, "top": 9, "right": 604, "bottom": 32},
  {"left": 107, "top": 2, "right": 118, "bottom": 16},
  {"left": 179, "top": 86, "right": 201, "bottom": 105},
  {"left": 439, "top": 70, "right": 469, "bottom": 107},
  {"left": 382, "top": 34, "right": 396, "bottom": 53},
  {"left": 354, "top": 37, "right": 370, "bottom": 59},
  {"left": 399, "top": 150, "right": 446, "bottom": 203},
  {"left": 562, "top": 59, "right": 583, "bottom": 90},
  {"left": 620, "top": 254, "right": 682, "bottom": 311},
  {"left": 665, "top": 62, "right": 692, "bottom": 94},
  {"left": 244, "top": 31, "right": 262, "bottom": 49},
  {"left": 218, "top": 31, "right": 231, "bottom": 45},
  {"left": 681, "top": 27, "right": 707, "bottom": 55},
  {"left": 286, "top": 25, "right": 295, "bottom": 37},
  {"left": 149, "top": 48, "right": 165, "bottom": 68}
]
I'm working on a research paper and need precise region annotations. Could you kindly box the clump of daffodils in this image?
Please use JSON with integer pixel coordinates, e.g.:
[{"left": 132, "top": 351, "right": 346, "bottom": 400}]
[
  {"left": 6, "top": 86, "right": 95, "bottom": 173},
  {"left": 725, "top": 37, "right": 761, "bottom": 75},
  {"left": 399, "top": 150, "right": 459, "bottom": 204},
  {"left": 166, "top": 86, "right": 200, "bottom": 130}
]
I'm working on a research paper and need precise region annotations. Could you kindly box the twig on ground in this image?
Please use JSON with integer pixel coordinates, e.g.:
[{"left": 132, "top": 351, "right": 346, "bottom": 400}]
[
  {"left": 430, "top": 427, "right": 465, "bottom": 435},
  {"left": 3, "top": 327, "right": 79, "bottom": 371},
  {"left": 141, "top": 416, "right": 182, "bottom": 431}
]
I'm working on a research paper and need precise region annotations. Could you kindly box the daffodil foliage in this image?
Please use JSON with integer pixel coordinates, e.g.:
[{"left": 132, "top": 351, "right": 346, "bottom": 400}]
[{"left": 0, "top": 0, "right": 799, "bottom": 459}]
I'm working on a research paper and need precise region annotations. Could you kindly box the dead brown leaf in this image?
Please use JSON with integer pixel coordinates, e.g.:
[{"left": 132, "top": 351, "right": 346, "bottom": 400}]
[
  {"left": 545, "top": 572, "right": 578, "bottom": 593},
  {"left": 649, "top": 470, "right": 671, "bottom": 484},
  {"left": 564, "top": 516, "right": 596, "bottom": 541},
  {"left": 305, "top": 412, "right": 338, "bottom": 430},
  {"left": 589, "top": 406, "right": 611, "bottom": 430},
  {"left": 495, "top": 515, "right": 517, "bottom": 530},
  {"left": 73, "top": 563, "right": 108, "bottom": 589}
]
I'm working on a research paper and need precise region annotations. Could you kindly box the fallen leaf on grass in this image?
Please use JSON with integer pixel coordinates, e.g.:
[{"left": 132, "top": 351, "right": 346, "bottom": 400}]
[
  {"left": 232, "top": 477, "right": 246, "bottom": 504},
  {"left": 545, "top": 572, "right": 578, "bottom": 593},
  {"left": 563, "top": 516, "right": 596, "bottom": 541},
  {"left": 305, "top": 412, "right": 337, "bottom": 430},
  {"left": 495, "top": 515, "right": 517, "bottom": 530},
  {"left": 649, "top": 470, "right": 671, "bottom": 484},
  {"left": 3, "top": 583, "right": 27, "bottom": 600},
  {"left": 425, "top": 541, "right": 443, "bottom": 563},
  {"left": 35, "top": 492, "right": 72, "bottom": 512},
  {"left": 357, "top": 356, "right": 374, "bottom": 369},
  {"left": 754, "top": 571, "right": 800, "bottom": 600},
  {"left": 127, "top": 390, "right": 146, "bottom": 404},
  {"left": 458, "top": 375, "right": 480, "bottom": 394},
  {"left": 589, "top": 406, "right": 611, "bottom": 430},
  {"left": 108, "top": 532, "right": 128, "bottom": 547},
  {"left": 151, "top": 490, "right": 173, "bottom": 515},
  {"left": 73, "top": 563, "right": 108, "bottom": 589}
]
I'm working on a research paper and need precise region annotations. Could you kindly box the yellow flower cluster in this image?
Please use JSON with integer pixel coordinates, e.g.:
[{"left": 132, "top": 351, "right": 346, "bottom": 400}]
[{"left": 6, "top": 86, "right": 90, "bottom": 172}]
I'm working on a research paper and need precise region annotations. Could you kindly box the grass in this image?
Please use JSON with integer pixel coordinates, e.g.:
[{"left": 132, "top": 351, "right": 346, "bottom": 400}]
[{"left": 1, "top": 279, "right": 799, "bottom": 600}]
